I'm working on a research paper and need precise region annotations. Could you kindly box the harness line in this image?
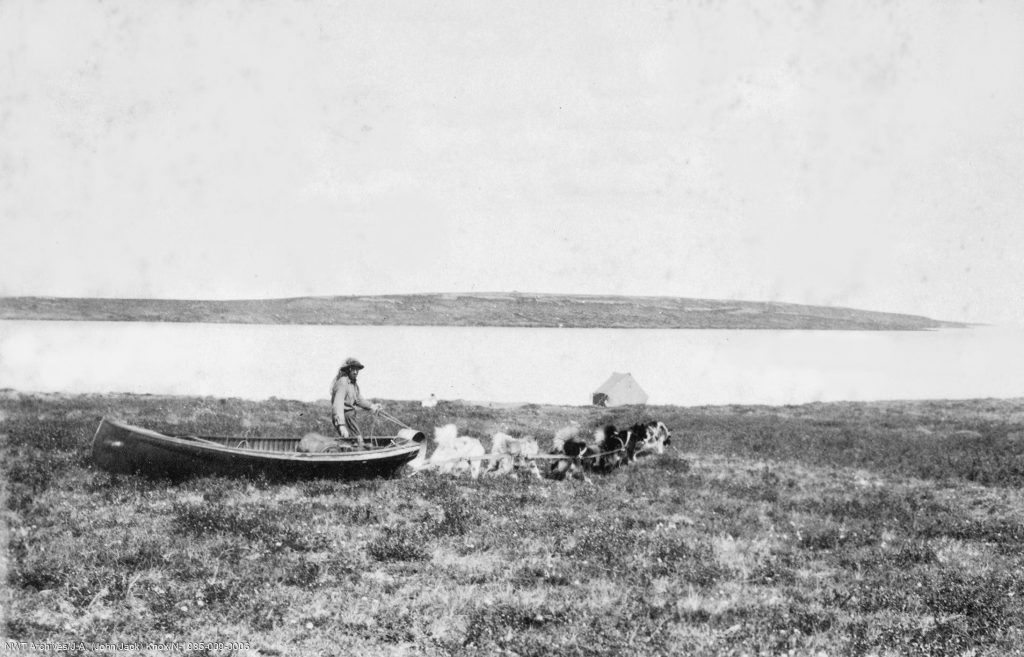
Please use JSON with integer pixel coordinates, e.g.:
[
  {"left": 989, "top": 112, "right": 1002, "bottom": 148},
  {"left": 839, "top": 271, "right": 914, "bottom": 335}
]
[
  {"left": 377, "top": 410, "right": 413, "bottom": 430},
  {"left": 416, "top": 447, "right": 626, "bottom": 467}
]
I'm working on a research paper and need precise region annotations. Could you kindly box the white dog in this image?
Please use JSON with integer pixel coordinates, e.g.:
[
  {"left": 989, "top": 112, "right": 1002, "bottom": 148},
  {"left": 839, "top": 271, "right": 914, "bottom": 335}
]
[
  {"left": 487, "top": 432, "right": 542, "bottom": 478},
  {"left": 408, "top": 424, "right": 486, "bottom": 479}
]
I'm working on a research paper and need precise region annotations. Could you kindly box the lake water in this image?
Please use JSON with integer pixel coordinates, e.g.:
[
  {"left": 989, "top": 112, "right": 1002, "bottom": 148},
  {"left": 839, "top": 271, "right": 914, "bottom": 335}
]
[{"left": 2, "top": 321, "right": 1024, "bottom": 406}]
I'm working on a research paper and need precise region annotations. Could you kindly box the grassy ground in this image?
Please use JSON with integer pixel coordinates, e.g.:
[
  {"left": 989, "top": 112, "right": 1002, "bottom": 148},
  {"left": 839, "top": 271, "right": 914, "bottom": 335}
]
[{"left": 3, "top": 391, "right": 1023, "bottom": 656}]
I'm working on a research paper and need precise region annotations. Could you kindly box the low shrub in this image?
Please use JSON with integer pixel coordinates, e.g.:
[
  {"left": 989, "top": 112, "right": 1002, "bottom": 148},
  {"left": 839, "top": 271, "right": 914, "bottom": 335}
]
[
  {"left": 560, "top": 520, "right": 640, "bottom": 576},
  {"left": 461, "top": 602, "right": 568, "bottom": 655},
  {"left": 648, "top": 535, "right": 728, "bottom": 585},
  {"left": 281, "top": 558, "right": 321, "bottom": 587},
  {"left": 431, "top": 493, "right": 477, "bottom": 537},
  {"left": 921, "top": 570, "right": 1020, "bottom": 635},
  {"left": 797, "top": 519, "right": 880, "bottom": 551},
  {"left": 367, "top": 526, "right": 429, "bottom": 562},
  {"left": 10, "top": 551, "right": 73, "bottom": 592},
  {"left": 171, "top": 501, "right": 329, "bottom": 552}
]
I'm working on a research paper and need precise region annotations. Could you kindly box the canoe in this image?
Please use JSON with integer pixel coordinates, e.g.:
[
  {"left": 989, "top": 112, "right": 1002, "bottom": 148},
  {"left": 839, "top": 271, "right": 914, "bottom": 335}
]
[{"left": 91, "top": 418, "right": 424, "bottom": 480}]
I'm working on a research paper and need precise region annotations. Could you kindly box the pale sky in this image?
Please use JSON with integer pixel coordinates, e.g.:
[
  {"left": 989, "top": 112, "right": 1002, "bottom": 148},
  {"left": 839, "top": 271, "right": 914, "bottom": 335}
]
[{"left": 3, "top": 0, "right": 1024, "bottom": 325}]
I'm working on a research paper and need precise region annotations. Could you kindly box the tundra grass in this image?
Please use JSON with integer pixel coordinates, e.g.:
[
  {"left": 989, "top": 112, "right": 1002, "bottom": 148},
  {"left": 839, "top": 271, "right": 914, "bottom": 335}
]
[{"left": 2, "top": 391, "right": 1024, "bottom": 656}]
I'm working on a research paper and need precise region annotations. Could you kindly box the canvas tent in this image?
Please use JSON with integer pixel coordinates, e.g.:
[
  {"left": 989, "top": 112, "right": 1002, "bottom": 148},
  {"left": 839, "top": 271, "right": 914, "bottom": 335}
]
[{"left": 592, "top": 372, "right": 648, "bottom": 407}]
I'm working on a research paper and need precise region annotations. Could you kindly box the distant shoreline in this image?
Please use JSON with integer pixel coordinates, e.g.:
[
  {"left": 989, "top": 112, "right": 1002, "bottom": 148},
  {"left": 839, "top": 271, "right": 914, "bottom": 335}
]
[
  {"left": 0, "top": 293, "right": 967, "bottom": 330},
  {"left": 5, "top": 388, "right": 1023, "bottom": 413}
]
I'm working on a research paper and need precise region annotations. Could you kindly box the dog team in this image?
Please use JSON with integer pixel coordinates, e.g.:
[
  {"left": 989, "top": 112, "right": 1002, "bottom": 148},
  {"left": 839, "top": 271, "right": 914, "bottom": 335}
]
[{"left": 407, "top": 420, "right": 672, "bottom": 481}]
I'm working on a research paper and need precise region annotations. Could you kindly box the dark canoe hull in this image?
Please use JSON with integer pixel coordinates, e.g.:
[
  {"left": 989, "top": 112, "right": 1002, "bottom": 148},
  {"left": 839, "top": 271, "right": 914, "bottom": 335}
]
[{"left": 92, "top": 418, "right": 423, "bottom": 480}]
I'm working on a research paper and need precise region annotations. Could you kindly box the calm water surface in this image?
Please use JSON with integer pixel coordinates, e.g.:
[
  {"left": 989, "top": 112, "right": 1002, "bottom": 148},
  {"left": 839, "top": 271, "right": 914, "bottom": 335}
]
[{"left": 2, "top": 321, "right": 1023, "bottom": 406}]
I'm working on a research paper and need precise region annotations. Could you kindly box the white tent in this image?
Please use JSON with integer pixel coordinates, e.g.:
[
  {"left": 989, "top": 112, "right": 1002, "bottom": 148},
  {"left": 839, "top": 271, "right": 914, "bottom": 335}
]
[{"left": 592, "top": 372, "right": 648, "bottom": 407}]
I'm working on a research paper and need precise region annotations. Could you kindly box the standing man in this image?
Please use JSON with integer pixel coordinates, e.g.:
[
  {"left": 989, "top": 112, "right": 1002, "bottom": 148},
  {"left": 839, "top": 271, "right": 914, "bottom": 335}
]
[{"left": 330, "top": 357, "right": 382, "bottom": 450}]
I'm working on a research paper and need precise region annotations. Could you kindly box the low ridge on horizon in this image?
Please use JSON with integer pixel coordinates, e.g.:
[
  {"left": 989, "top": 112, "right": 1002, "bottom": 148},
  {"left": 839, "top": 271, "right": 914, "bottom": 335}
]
[{"left": 0, "top": 293, "right": 967, "bottom": 330}]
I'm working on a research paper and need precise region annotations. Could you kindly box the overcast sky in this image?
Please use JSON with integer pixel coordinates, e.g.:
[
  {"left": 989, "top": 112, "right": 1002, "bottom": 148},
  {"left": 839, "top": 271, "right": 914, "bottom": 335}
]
[{"left": 3, "top": 0, "right": 1023, "bottom": 325}]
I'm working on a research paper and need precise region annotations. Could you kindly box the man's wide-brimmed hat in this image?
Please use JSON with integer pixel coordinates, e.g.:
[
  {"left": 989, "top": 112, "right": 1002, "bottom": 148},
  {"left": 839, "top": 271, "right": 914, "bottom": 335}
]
[{"left": 342, "top": 357, "right": 365, "bottom": 371}]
